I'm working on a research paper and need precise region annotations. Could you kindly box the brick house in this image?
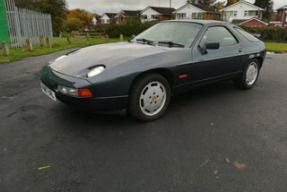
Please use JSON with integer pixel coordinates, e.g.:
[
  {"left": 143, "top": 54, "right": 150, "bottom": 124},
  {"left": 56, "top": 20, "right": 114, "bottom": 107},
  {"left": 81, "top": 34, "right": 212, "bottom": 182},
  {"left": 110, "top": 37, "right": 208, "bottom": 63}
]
[
  {"left": 100, "top": 13, "right": 117, "bottom": 24},
  {"left": 276, "top": 5, "right": 287, "bottom": 26},
  {"left": 237, "top": 17, "right": 268, "bottom": 27},
  {"left": 115, "top": 10, "right": 141, "bottom": 24},
  {"left": 140, "top": 6, "right": 175, "bottom": 23}
]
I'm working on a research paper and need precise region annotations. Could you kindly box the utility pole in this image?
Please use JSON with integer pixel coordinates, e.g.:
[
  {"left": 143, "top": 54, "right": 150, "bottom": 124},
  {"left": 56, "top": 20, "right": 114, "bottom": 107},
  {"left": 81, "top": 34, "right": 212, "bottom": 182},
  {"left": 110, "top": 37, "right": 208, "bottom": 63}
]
[{"left": 169, "top": 0, "right": 172, "bottom": 19}]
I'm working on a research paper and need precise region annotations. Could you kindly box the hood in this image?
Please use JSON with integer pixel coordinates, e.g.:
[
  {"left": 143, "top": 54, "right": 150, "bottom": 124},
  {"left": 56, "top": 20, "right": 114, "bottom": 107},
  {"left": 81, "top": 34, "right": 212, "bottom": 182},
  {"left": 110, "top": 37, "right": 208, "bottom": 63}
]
[{"left": 50, "top": 42, "right": 174, "bottom": 78}]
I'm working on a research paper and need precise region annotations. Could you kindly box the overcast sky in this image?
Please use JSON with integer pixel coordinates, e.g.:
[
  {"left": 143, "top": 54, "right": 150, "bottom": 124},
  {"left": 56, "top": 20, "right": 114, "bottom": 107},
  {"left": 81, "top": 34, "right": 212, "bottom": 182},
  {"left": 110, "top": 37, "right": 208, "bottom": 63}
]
[{"left": 66, "top": 0, "right": 286, "bottom": 15}]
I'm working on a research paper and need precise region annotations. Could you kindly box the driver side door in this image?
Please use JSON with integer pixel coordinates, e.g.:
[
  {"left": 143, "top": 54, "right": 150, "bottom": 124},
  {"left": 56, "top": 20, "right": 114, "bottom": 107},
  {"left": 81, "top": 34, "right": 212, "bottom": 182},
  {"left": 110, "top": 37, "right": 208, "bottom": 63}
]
[{"left": 191, "top": 25, "right": 244, "bottom": 83}]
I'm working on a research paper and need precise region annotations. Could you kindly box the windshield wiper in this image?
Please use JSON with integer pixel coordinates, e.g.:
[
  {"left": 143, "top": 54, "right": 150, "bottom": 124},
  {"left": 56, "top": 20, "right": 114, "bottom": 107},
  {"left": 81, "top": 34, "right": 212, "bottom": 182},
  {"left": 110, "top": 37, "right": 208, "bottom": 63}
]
[
  {"left": 158, "top": 41, "right": 185, "bottom": 48},
  {"left": 136, "top": 38, "right": 154, "bottom": 45}
]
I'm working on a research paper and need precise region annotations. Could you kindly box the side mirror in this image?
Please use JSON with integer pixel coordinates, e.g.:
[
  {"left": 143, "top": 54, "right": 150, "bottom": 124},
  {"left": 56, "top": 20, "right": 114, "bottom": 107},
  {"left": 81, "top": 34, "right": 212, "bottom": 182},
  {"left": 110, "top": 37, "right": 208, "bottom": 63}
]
[
  {"left": 206, "top": 42, "right": 220, "bottom": 50},
  {"left": 199, "top": 42, "right": 220, "bottom": 55}
]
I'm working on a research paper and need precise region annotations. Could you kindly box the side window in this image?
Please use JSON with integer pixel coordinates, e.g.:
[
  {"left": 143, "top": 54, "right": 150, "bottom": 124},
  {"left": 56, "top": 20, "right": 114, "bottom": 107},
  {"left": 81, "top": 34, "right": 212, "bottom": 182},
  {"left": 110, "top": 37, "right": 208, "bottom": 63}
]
[
  {"left": 234, "top": 27, "right": 260, "bottom": 41},
  {"left": 199, "top": 26, "right": 238, "bottom": 47}
]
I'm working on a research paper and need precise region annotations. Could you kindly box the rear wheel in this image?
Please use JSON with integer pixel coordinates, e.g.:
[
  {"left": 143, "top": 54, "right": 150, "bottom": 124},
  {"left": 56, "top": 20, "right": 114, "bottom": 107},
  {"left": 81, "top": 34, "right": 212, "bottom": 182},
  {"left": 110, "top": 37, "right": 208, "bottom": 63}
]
[
  {"left": 234, "top": 59, "right": 260, "bottom": 89},
  {"left": 129, "top": 73, "right": 171, "bottom": 121}
]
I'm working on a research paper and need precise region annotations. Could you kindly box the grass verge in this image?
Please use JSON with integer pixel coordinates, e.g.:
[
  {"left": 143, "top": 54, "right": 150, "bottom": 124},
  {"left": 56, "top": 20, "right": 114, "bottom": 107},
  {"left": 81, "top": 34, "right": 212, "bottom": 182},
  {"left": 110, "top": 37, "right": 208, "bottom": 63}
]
[
  {"left": 0, "top": 37, "right": 125, "bottom": 63},
  {"left": 1, "top": 40, "right": 286, "bottom": 63},
  {"left": 265, "top": 42, "right": 287, "bottom": 53}
]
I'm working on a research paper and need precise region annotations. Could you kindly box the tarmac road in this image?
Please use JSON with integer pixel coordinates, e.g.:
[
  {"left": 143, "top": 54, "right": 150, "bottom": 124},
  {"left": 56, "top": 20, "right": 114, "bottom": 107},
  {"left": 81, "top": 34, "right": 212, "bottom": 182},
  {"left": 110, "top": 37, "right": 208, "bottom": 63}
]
[{"left": 0, "top": 50, "right": 287, "bottom": 192}]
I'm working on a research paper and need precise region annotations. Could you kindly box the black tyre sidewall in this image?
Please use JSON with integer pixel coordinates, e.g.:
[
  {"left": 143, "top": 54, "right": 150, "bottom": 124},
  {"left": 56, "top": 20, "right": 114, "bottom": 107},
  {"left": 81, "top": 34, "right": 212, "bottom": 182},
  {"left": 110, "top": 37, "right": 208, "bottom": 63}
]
[{"left": 129, "top": 73, "right": 171, "bottom": 121}]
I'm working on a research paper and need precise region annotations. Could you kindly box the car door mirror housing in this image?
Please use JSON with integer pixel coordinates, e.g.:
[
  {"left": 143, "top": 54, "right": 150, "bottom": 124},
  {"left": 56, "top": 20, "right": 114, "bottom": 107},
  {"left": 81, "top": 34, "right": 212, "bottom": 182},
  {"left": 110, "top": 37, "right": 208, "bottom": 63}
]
[
  {"left": 206, "top": 42, "right": 220, "bottom": 50},
  {"left": 199, "top": 42, "right": 220, "bottom": 55}
]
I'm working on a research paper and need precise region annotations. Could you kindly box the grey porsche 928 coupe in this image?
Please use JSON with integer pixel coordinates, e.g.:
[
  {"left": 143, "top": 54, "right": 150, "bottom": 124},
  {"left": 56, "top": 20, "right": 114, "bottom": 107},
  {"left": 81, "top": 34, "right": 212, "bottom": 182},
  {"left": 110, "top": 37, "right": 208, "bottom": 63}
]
[{"left": 41, "top": 20, "right": 266, "bottom": 121}]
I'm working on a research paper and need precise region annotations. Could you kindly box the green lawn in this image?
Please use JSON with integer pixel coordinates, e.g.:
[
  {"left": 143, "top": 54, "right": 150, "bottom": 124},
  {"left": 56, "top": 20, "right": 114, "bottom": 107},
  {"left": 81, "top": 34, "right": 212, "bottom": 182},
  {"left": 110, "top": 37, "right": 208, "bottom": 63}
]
[
  {"left": 0, "top": 37, "right": 124, "bottom": 63},
  {"left": 265, "top": 42, "right": 287, "bottom": 53},
  {"left": 1, "top": 39, "right": 287, "bottom": 63}
]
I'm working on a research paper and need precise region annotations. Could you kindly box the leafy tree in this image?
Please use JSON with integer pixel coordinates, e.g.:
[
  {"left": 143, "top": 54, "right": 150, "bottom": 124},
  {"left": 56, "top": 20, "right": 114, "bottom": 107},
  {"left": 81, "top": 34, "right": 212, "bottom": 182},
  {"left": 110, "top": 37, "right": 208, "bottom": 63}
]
[
  {"left": 15, "top": 0, "right": 67, "bottom": 36},
  {"left": 254, "top": 0, "right": 273, "bottom": 20},
  {"left": 226, "top": 0, "right": 238, "bottom": 6},
  {"left": 63, "top": 17, "right": 84, "bottom": 31},
  {"left": 187, "top": 0, "right": 216, "bottom": 6},
  {"left": 15, "top": 0, "right": 33, "bottom": 8},
  {"left": 213, "top": 1, "right": 226, "bottom": 10},
  {"left": 67, "top": 9, "right": 97, "bottom": 27}
]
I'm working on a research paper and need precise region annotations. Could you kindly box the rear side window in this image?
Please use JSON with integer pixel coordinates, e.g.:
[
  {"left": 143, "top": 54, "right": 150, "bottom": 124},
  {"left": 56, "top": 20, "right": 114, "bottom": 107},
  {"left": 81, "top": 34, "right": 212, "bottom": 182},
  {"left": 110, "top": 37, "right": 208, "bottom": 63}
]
[{"left": 234, "top": 27, "right": 260, "bottom": 41}]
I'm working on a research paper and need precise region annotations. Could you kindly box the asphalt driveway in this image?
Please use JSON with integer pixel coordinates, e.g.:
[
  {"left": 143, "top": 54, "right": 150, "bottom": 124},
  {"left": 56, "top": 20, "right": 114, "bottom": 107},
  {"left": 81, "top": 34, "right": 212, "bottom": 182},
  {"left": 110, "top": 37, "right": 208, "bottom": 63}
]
[{"left": 0, "top": 50, "right": 287, "bottom": 192}]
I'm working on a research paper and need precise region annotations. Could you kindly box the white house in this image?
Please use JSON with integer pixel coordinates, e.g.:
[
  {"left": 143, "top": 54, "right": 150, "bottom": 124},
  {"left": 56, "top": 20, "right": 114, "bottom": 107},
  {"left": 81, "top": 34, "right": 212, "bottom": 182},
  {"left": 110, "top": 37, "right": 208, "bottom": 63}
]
[
  {"left": 174, "top": 3, "right": 220, "bottom": 20},
  {"left": 220, "top": 0, "right": 264, "bottom": 22},
  {"left": 175, "top": 3, "right": 206, "bottom": 19},
  {"left": 140, "top": 6, "right": 175, "bottom": 23},
  {"left": 100, "top": 13, "right": 117, "bottom": 24},
  {"left": 91, "top": 16, "right": 97, "bottom": 25}
]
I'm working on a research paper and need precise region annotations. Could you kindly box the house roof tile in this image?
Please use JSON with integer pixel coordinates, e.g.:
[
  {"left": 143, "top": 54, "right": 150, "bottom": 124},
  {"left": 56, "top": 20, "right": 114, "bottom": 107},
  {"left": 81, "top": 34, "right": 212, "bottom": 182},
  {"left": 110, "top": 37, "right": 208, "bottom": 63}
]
[
  {"left": 149, "top": 6, "right": 176, "bottom": 15},
  {"left": 105, "top": 13, "right": 117, "bottom": 18},
  {"left": 122, "top": 10, "right": 141, "bottom": 17}
]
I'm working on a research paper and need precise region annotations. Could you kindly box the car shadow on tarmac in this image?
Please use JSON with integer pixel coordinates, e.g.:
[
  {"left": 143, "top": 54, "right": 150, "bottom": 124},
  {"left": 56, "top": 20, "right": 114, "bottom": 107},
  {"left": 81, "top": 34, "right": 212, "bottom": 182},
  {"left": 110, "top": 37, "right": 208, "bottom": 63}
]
[{"left": 55, "top": 80, "right": 242, "bottom": 127}]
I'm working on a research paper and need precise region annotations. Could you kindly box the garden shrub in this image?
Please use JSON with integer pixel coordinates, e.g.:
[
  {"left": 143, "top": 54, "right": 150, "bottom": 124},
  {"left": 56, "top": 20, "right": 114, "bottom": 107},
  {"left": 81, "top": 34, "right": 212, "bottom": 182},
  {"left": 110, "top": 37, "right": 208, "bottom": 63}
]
[
  {"left": 241, "top": 26, "right": 287, "bottom": 42},
  {"left": 105, "top": 19, "right": 159, "bottom": 38}
]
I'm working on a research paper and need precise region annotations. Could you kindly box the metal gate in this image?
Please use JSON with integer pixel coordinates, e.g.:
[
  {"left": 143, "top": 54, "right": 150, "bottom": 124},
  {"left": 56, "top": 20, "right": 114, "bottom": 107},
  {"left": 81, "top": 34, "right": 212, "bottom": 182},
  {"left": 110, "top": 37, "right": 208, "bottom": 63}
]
[{"left": 3, "top": 0, "right": 53, "bottom": 48}]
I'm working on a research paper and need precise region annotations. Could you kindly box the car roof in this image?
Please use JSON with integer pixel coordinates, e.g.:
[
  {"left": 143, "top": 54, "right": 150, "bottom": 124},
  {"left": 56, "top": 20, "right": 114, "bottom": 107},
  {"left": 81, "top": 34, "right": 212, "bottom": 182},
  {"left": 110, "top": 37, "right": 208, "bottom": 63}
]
[{"left": 162, "top": 19, "right": 227, "bottom": 25}]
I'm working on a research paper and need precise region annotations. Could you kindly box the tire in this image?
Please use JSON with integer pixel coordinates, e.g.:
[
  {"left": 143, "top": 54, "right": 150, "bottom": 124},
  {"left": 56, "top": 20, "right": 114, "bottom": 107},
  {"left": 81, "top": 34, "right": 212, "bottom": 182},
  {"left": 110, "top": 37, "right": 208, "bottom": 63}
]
[
  {"left": 234, "top": 59, "right": 260, "bottom": 89},
  {"left": 129, "top": 73, "right": 171, "bottom": 121}
]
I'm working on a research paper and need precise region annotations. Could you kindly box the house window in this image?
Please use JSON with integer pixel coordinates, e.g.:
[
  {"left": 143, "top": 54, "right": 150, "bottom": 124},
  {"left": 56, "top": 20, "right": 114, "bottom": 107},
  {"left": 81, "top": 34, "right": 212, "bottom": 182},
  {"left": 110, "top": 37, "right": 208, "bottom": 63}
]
[
  {"left": 198, "top": 13, "right": 203, "bottom": 19},
  {"left": 177, "top": 13, "right": 186, "bottom": 19},
  {"left": 233, "top": 11, "right": 237, "bottom": 17},
  {"left": 192, "top": 13, "right": 203, "bottom": 19},
  {"left": 249, "top": 11, "right": 257, "bottom": 16},
  {"left": 192, "top": 13, "right": 196, "bottom": 18},
  {"left": 141, "top": 15, "right": 147, "bottom": 20},
  {"left": 151, "top": 15, "right": 159, "bottom": 20},
  {"left": 244, "top": 11, "right": 248, "bottom": 16}
]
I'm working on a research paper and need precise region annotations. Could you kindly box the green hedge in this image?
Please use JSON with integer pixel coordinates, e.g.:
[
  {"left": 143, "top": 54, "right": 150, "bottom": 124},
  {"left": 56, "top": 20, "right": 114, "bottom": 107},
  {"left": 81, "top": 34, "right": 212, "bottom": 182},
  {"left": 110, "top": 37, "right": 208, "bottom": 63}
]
[
  {"left": 105, "top": 19, "right": 159, "bottom": 38},
  {"left": 241, "top": 26, "right": 287, "bottom": 42}
]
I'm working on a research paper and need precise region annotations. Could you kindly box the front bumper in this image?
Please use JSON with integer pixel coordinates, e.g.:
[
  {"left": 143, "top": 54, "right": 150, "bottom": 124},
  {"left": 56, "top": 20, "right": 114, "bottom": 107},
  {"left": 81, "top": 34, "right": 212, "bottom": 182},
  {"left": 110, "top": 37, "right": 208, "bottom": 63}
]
[{"left": 41, "top": 66, "right": 128, "bottom": 111}]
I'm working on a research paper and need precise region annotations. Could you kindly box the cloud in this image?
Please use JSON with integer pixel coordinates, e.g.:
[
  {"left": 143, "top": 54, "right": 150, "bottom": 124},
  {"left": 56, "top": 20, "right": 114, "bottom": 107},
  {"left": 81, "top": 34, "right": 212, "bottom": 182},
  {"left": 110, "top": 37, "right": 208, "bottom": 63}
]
[
  {"left": 67, "top": 0, "right": 186, "bottom": 14},
  {"left": 66, "top": 0, "right": 285, "bottom": 14}
]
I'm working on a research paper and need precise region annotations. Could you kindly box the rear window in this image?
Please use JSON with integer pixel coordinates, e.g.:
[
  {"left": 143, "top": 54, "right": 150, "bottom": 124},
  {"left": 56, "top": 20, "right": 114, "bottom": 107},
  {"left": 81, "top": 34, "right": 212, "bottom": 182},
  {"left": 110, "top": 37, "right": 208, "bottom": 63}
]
[{"left": 234, "top": 27, "right": 260, "bottom": 42}]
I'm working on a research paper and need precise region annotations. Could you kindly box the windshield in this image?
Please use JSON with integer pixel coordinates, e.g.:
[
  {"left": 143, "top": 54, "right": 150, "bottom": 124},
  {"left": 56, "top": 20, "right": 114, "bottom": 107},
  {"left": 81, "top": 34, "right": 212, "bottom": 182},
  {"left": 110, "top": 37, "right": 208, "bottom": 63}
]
[{"left": 134, "top": 22, "right": 203, "bottom": 47}]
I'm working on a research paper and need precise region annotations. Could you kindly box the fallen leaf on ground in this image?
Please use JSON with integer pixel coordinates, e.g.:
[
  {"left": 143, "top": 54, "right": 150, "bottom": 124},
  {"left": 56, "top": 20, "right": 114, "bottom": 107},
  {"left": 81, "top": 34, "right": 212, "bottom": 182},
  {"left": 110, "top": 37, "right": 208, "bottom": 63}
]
[
  {"left": 233, "top": 161, "right": 246, "bottom": 169},
  {"left": 38, "top": 166, "right": 51, "bottom": 170}
]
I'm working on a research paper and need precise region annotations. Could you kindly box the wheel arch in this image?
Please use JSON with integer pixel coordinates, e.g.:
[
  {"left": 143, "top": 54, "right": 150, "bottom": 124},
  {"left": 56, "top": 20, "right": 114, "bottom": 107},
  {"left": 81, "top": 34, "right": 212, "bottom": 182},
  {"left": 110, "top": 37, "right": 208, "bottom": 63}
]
[
  {"left": 255, "top": 56, "right": 264, "bottom": 69},
  {"left": 129, "top": 68, "right": 175, "bottom": 95}
]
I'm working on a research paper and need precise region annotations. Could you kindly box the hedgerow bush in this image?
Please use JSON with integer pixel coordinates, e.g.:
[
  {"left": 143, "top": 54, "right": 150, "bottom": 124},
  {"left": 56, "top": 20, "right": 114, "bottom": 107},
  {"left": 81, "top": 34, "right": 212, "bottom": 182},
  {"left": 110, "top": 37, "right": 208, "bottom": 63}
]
[
  {"left": 105, "top": 19, "right": 159, "bottom": 38},
  {"left": 241, "top": 26, "right": 287, "bottom": 42}
]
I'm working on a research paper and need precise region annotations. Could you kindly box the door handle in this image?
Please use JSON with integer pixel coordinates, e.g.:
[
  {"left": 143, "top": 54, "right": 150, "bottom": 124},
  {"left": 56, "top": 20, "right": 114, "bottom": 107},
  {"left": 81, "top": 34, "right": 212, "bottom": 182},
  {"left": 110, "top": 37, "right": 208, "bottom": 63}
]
[{"left": 239, "top": 45, "right": 243, "bottom": 53}]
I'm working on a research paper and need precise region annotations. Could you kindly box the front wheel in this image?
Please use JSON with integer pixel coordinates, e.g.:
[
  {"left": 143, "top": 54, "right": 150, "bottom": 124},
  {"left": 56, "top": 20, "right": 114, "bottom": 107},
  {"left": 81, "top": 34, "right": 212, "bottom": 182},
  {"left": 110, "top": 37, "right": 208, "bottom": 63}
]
[
  {"left": 129, "top": 73, "right": 171, "bottom": 121},
  {"left": 234, "top": 59, "right": 260, "bottom": 89}
]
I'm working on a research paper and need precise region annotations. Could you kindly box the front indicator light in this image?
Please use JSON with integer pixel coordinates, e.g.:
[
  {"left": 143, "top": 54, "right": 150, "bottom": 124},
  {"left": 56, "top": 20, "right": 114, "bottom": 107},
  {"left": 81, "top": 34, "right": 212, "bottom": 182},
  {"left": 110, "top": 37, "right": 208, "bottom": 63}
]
[
  {"left": 78, "top": 89, "right": 93, "bottom": 97},
  {"left": 57, "top": 85, "right": 93, "bottom": 97}
]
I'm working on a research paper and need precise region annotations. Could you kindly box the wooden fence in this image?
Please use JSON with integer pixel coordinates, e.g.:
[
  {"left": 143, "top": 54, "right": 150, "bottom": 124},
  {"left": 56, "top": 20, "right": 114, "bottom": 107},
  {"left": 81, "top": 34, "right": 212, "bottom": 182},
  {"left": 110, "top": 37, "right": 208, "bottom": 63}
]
[{"left": 4, "top": 0, "right": 53, "bottom": 48}]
